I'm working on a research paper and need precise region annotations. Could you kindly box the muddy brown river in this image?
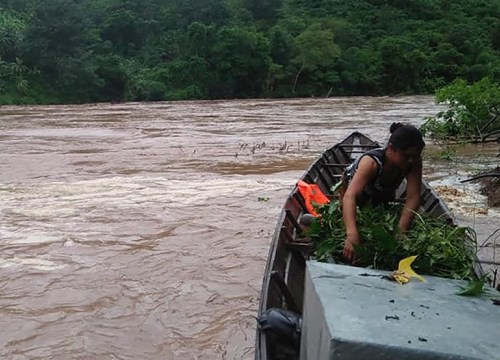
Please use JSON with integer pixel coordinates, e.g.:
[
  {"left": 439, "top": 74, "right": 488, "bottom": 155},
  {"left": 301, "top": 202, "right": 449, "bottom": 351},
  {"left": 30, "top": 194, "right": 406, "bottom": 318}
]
[{"left": 0, "top": 97, "right": 498, "bottom": 359}]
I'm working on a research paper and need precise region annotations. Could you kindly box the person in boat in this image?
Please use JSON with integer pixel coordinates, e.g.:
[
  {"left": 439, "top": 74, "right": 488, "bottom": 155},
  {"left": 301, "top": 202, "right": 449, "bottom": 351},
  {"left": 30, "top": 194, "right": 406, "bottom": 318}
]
[{"left": 341, "top": 123, "right": 425, "bottom": 262}]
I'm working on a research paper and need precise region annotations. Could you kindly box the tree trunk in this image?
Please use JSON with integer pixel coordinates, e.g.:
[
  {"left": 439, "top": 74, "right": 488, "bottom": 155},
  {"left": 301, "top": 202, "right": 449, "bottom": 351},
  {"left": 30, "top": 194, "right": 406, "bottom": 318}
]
[{"left": 292, "top": 62, "right": 305, "bottom": 94}]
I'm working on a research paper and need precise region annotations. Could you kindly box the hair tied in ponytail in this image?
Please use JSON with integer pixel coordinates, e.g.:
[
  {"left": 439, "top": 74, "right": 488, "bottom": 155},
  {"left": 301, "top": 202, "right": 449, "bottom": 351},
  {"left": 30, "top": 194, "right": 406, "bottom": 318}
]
[
  {"left": 390, "top": 122, "right": 404, "bottom": 134},
  {"left": 388, "top": 123, "right": 425, "bottom": 150}
]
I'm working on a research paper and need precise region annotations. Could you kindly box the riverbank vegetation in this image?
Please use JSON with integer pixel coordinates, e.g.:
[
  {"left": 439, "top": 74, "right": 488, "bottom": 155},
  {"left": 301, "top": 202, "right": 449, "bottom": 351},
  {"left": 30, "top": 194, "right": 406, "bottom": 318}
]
[
  {"left": 1, "top": 0, "right": 500, "bottom": 104},
  {"left": 421, "top": 78, "right": 500, "bottom": 142},
  {"left": 421, "top": 78, "right": 499, "bottom": 206}
]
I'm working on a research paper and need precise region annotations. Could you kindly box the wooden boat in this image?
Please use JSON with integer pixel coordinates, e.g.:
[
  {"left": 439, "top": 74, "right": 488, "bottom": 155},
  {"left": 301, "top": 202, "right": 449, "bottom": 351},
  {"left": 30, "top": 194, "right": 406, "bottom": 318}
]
[{"left": 255, "top": 131, "right": 485, "bottom": 360}]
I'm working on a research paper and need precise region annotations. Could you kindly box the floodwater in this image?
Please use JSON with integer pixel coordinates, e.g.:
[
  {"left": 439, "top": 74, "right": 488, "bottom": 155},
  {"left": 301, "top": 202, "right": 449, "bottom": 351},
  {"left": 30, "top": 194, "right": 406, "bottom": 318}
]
[{"left": 0, "top": 97, "right": 498, "bottom": 360}]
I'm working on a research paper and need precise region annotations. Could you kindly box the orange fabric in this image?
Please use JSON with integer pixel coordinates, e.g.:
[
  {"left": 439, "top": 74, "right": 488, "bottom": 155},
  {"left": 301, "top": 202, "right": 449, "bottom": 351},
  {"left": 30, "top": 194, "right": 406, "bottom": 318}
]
[{"left": 297, "top": 180, "right": 330, "bottom": 216}]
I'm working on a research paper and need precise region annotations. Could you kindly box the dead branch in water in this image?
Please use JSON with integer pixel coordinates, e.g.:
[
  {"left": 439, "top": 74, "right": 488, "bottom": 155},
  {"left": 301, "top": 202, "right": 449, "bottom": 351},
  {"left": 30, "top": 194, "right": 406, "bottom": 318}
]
[{"left": 461, "top": 173, "right": 500, "bottom": 183}]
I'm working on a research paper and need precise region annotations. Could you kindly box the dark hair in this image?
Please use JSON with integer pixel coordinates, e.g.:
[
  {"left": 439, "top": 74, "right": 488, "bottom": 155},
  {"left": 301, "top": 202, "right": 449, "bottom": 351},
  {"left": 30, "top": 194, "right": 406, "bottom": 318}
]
[{"left": 388, "top": 122, "right": 425, "bottom": 150}]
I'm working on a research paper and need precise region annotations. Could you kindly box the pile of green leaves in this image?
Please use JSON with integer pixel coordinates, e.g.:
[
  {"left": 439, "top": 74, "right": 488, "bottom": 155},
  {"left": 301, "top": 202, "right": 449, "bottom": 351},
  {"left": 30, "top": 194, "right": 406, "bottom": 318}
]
[{"left": 308, "top": 201, "right": 477, "bottom": 280}]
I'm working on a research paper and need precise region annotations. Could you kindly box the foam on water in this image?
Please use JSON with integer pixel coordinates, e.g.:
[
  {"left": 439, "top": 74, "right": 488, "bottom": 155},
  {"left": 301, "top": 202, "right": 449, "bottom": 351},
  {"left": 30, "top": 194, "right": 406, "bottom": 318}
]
[
  {"left": 0, "top": 174, "right": 294, "bottom": 246},
  {"left": 1, "top": 174, "right": 292, "bottom": 208},
  {"left": 0, "top": 256, "right": 66, "bottom": 271},
  {"left": 428, "top": 172, "right": 493, "bottom": 216}
]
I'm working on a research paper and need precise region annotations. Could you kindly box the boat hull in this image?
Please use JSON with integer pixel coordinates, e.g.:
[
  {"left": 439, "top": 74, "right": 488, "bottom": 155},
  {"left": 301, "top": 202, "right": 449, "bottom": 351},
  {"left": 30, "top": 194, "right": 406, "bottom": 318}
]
[{"left": 255, "top": 132, "right": 483, "bottom": 360}]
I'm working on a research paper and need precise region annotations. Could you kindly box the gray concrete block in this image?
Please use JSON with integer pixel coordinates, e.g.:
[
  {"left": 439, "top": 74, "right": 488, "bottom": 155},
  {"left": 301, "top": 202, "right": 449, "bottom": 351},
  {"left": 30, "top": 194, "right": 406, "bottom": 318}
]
[{"left": 300, "top": 261, "right": 500, "bottom": 360}]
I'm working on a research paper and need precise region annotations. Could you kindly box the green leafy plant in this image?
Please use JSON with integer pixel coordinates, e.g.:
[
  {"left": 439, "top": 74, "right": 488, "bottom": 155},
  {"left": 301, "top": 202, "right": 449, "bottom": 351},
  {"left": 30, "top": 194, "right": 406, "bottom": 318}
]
[
  {"left": 438, "top": 146, "right": 457, "bottom": 161},
  {"left": 308, "top": 201, "right": 477, "bottom": 280},
  {"left": 456, "top": 276, "right": 488, "bottom": 296},
  {"left": 421, "top": 78, "right": 500, "bottom": 141}
]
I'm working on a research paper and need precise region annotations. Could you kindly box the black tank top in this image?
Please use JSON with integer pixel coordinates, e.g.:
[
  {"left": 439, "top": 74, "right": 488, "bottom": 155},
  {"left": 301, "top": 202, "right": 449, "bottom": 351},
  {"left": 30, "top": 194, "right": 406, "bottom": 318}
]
[{"left": 344, "top": 148, "right": 407, "bottom": 205}]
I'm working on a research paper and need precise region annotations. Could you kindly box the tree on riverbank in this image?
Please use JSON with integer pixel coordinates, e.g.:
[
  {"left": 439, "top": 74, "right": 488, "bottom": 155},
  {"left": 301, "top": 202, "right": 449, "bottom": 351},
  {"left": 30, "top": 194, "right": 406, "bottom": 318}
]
[
  {"left": 1, "top": 0, "right": 500, "bottom": 104},
  {"left": 421, "top": 78, "right": 500, "bottom": 142},
  {"left": 422, "top": 78, "right": 500, "bottom": 207}
]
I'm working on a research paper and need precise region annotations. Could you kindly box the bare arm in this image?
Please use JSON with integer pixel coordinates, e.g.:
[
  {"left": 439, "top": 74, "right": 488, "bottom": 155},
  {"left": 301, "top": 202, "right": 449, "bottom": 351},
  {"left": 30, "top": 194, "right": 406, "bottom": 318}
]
[
  {"left": 342, "top": 156, "right": 377, "bottom": 261},
  {"left": 399, "top": 159, "right": 422, "bottom": 232}
]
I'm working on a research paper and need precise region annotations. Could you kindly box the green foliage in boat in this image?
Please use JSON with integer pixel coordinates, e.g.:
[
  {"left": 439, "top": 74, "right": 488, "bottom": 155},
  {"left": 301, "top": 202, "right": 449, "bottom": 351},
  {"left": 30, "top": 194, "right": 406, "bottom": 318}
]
[{"left": 308, "top": 201, "right": 477, "bottom": 280}]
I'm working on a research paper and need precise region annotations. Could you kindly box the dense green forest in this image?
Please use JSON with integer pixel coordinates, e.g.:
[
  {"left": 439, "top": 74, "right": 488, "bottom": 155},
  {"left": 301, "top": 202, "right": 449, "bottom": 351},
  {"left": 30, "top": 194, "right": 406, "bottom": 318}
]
[{"left": 1, "top": 0, "right": 499, "bottom": 104}]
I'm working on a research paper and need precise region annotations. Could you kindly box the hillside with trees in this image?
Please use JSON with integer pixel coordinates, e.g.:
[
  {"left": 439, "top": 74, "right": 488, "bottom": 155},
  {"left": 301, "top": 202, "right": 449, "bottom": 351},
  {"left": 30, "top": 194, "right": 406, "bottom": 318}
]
[{"left": 1, "top": 0, "right": 499, "bottom": 104}]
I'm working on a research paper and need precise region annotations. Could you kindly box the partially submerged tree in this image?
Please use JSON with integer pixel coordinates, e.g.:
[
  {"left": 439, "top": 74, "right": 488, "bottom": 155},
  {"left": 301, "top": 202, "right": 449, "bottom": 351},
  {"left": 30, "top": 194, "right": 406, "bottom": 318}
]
[{"left": 421, "top": 78, "right": 500, "bottom": 142}]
